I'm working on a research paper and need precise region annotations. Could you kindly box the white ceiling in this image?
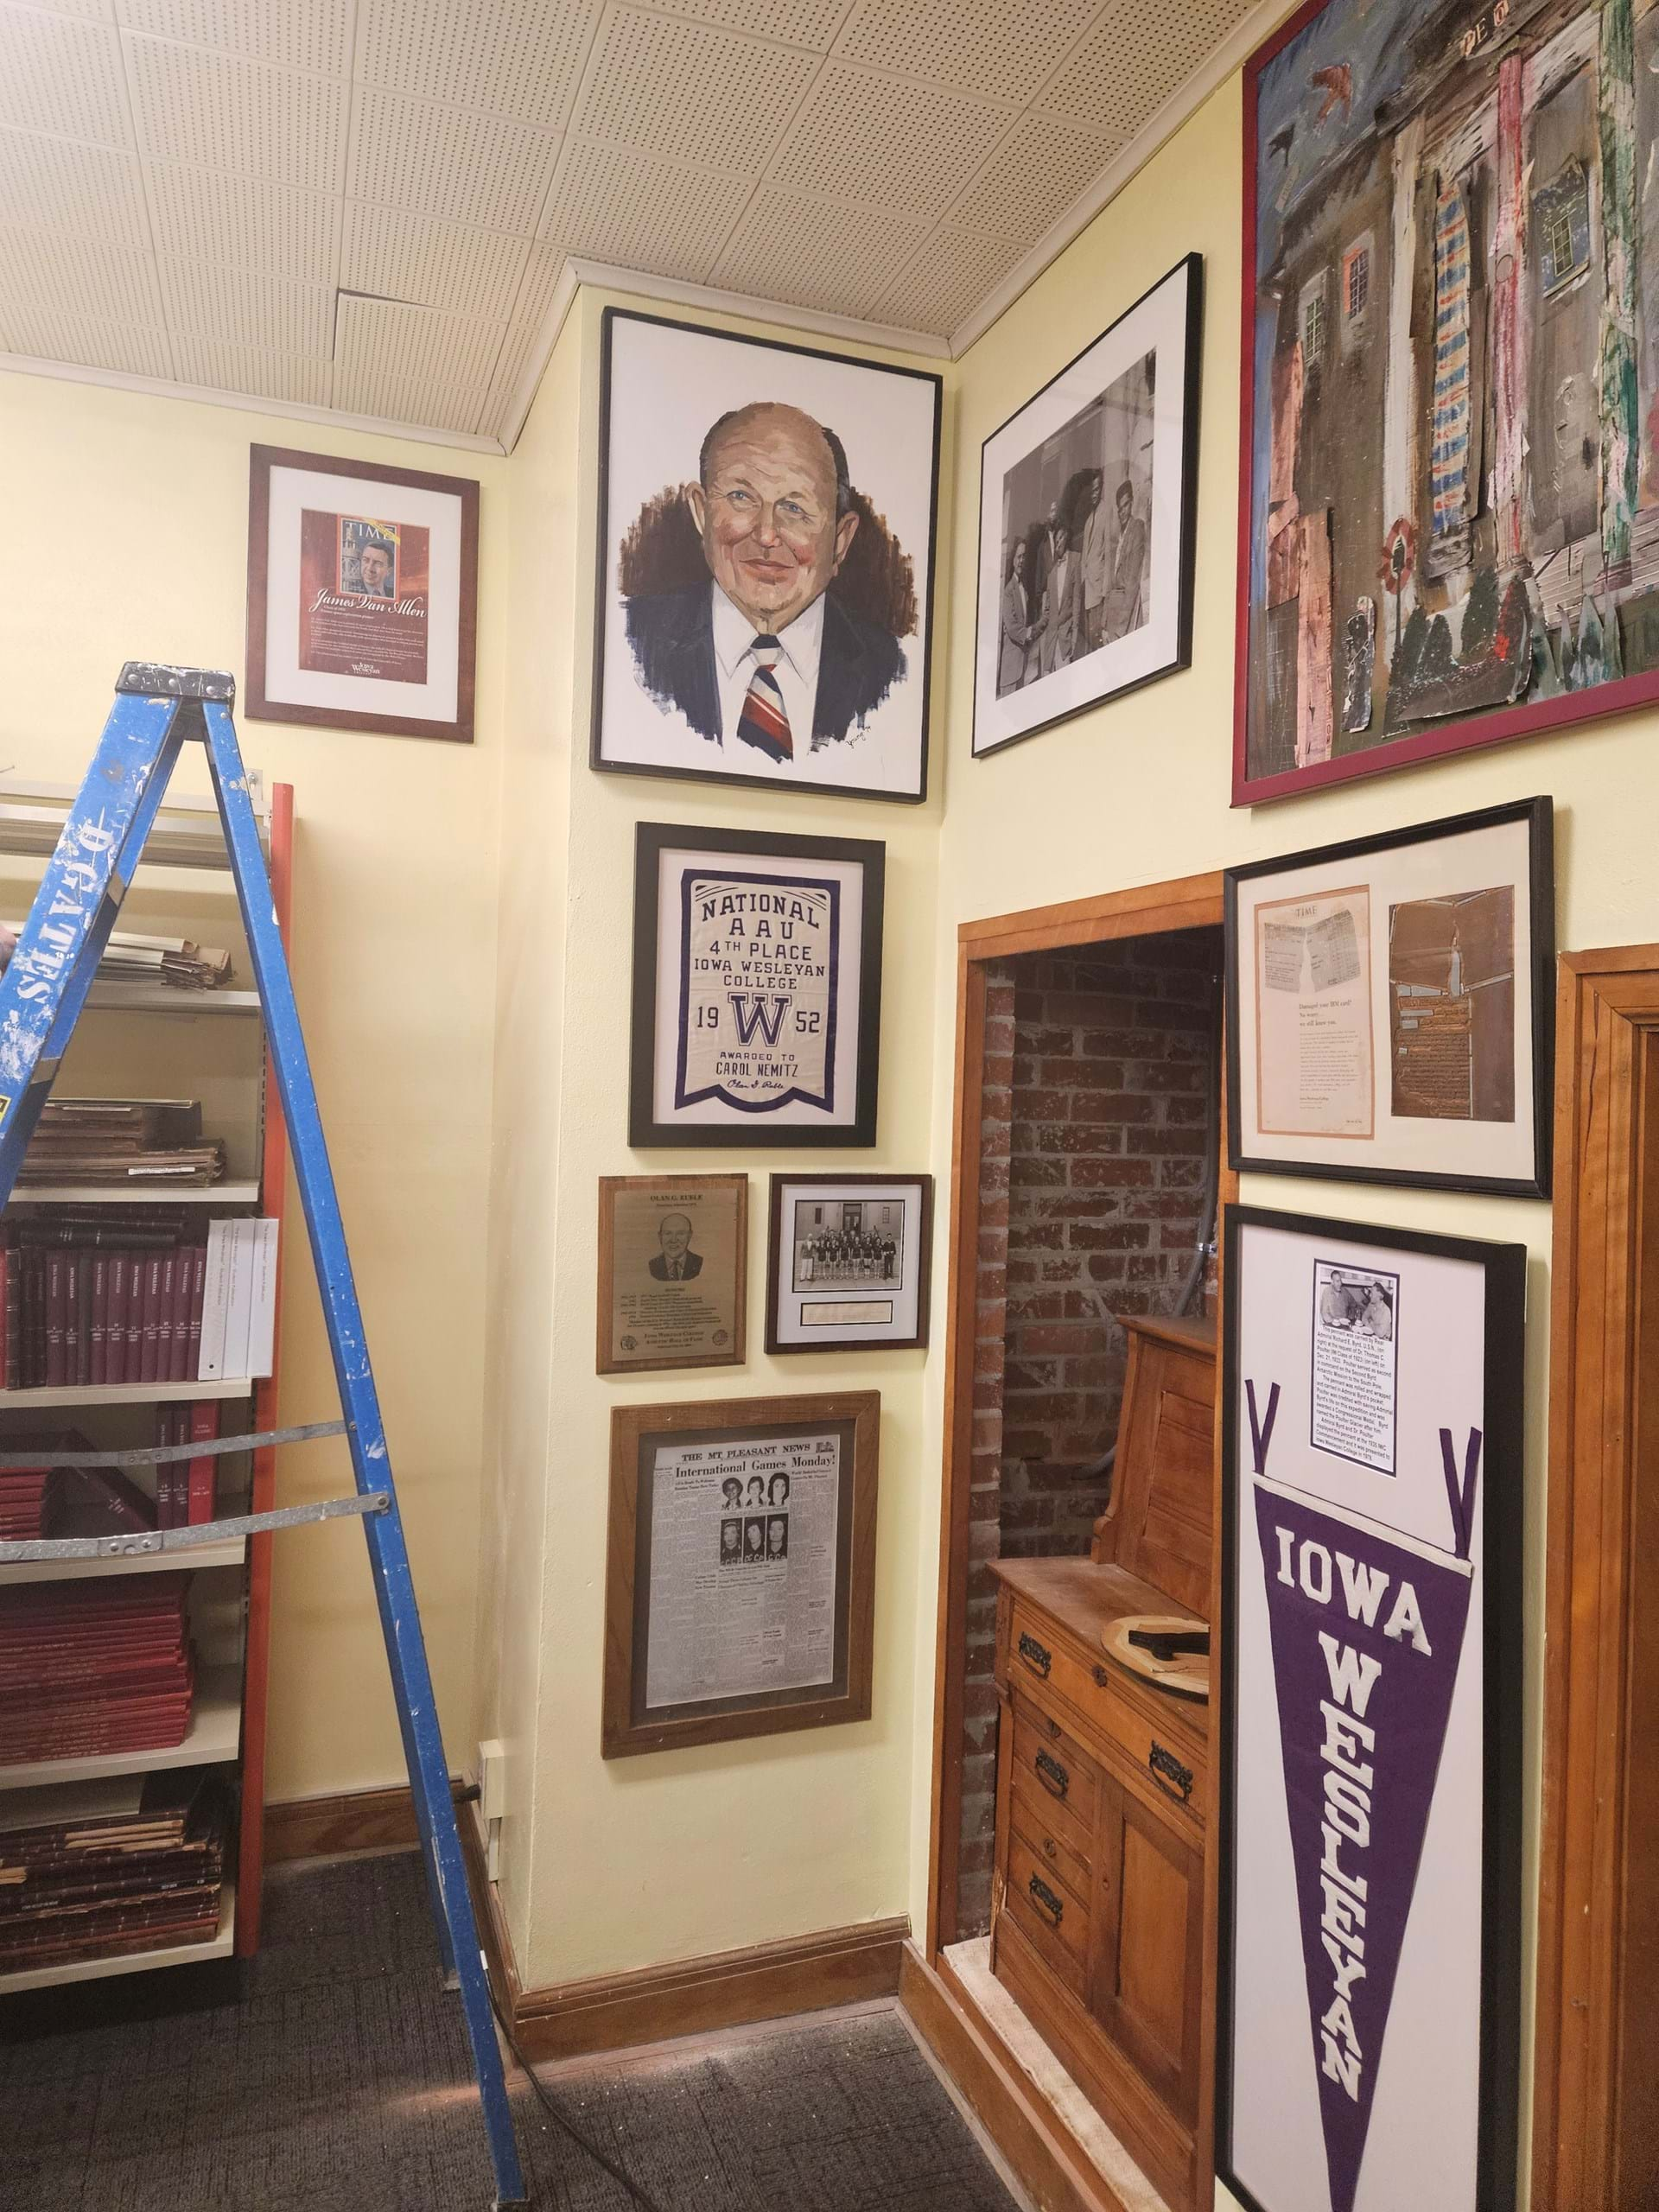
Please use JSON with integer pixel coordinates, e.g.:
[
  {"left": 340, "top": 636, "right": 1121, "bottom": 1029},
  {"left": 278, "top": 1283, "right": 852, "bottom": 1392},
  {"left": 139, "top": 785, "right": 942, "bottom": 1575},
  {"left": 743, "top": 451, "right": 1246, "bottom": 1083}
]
[{"left": 0, "top": 0, "right": 1263, "bottom": 450}]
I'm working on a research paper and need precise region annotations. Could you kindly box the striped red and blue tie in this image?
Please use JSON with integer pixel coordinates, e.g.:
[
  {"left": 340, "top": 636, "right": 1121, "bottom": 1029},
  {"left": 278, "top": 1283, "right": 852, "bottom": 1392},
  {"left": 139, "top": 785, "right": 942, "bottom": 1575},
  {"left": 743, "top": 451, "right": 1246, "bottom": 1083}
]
[{"left": 734, "top": 635, "right": 792, "bottom": 762}]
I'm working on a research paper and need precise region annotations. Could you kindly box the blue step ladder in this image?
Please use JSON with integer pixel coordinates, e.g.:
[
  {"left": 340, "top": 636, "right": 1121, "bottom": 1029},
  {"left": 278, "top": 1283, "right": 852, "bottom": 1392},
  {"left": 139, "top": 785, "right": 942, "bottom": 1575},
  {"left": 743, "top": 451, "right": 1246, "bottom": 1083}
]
[{"left": 0, "top": 664, "right": 527, "bottom": 2209}]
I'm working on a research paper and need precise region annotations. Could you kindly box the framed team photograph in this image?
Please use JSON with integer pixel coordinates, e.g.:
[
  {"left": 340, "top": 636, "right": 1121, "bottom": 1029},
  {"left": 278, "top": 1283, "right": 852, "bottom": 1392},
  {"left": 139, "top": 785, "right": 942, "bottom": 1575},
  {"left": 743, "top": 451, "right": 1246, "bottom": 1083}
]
[
  {"left": 245, "top": 445, "right": 479, "bottom": 742},
  {"left": 596, "top": 1174, "right": 747, "bottom": 1376},
  {"left": 1225, "top": 797, "right": 1554, "bottom": 1196},
  {"left": 766, "top": 1175, "right": 931, "bottom": 1354},
  {"left": 1217, "top": 1204, "right": 1524, "bottom": 2212},
  {"left": 971, "top": 253, "right": 1203, "bottom": 759},
  {"left": 593, "top": 308, "right": 942, "bottom": 804},
  {"left": 601, "top": 1390, "right": 880, "bottom": 1758},
  {"left": 629, "top": 822, "right": 884, "bottom": 1150}
]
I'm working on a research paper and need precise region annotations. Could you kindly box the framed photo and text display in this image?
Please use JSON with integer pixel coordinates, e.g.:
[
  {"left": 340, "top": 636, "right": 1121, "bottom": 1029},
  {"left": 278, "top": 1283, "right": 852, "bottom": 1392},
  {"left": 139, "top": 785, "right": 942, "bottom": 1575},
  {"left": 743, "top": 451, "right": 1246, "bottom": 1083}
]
[
  {"left": 1217, "top": 1205, "right": 1524, "bottom": 2212},
  {"left": 1225, "top": 798, "right": 1554, "bottom": 1195},
  {"left": 596, "top": 1174, "right": 747, "bottom": 1376},
  {"left": 765, "top": 1174, "right": 931, "bottom": 1353}
]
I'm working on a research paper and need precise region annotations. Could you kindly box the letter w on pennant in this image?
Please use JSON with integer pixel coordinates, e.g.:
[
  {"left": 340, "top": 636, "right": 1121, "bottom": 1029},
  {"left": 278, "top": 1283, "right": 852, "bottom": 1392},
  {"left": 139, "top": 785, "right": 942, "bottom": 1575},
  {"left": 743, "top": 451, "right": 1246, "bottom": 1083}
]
[{"left": 727, "top": 994, "right": 789, "bottom": 1046}]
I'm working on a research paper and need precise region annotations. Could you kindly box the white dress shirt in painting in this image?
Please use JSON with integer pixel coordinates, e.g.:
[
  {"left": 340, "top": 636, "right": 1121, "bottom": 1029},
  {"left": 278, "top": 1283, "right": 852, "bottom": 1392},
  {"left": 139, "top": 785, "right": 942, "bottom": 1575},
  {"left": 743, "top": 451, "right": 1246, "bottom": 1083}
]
[{"left": 710, "top": 582, "right": 825, "bottom": 753}]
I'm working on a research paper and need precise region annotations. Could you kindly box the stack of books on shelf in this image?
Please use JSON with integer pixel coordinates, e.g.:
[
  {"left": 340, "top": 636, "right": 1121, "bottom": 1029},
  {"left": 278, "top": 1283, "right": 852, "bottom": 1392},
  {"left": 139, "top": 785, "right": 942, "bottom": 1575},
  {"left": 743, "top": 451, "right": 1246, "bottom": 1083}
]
[
  {"left": 0, "top": 1462, "right": 49, "bottom": 1542},
  {"left": 0, "top": 1770, "right": 227, "bottom": 1971},
  {"left": 16, "top": 1099, "right": 226, "bottom": 1188},
  {"left": 0, "top": 1573, "right": 195, "bottom": 1767},
  {"left": 3, "top": 927, "right": 233, "bottom": 994},
  {"left": 0, "top": 1210, "right": 209, "bottom": 1389}
]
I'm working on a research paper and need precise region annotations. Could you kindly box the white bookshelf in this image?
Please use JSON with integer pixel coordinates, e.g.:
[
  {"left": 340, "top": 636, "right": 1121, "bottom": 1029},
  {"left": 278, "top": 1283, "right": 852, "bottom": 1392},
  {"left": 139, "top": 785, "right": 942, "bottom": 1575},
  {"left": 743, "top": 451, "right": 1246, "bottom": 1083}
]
[
  {"left": 85, "top": 985, "right": 262, "bottom": 1018},
  {"left": 0, "top": 1880, "right": 236, "bottom": 1994},
  {"left": 0, "top": 1536, "right": 246, "bottom": 1587},
  {"left": 0, "top": 1376, "right": 254, "bottom": 1409},
  {"left": 0, "top": 1664, "right": 242, "bottom": 1790},
  {"left": 9, "top": 1183, "right": 260, "bottom": 1206}
]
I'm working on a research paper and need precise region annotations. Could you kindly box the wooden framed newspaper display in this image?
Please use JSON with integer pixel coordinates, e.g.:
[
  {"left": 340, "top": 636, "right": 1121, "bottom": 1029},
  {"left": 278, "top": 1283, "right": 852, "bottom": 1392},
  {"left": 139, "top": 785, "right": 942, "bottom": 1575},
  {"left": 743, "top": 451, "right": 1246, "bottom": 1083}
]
[{"left": 602, "top": 1391, "right": 879, "bottom": 1758}]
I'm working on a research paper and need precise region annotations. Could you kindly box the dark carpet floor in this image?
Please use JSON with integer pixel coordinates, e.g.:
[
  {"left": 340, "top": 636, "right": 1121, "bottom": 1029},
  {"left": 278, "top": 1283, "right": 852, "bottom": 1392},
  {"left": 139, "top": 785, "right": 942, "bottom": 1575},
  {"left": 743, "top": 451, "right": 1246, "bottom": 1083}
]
[{"left": 0, "top": 1850, "right": 1021, "bottom": 2212}]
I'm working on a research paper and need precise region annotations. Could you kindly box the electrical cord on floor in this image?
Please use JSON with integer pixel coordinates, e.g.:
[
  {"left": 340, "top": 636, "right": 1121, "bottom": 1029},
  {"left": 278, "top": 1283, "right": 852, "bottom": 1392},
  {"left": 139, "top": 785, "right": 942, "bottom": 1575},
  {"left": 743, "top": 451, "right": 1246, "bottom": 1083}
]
[{"left": 486, "top": 1984, "right": 673, "bottom": 2212}]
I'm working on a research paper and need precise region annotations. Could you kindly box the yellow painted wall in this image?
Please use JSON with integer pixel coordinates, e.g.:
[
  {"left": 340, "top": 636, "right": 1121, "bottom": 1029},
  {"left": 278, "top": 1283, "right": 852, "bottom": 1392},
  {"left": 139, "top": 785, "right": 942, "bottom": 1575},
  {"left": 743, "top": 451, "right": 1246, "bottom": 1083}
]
[{"left": 0, "top": 367, "right": 510, "bottom": 1805}]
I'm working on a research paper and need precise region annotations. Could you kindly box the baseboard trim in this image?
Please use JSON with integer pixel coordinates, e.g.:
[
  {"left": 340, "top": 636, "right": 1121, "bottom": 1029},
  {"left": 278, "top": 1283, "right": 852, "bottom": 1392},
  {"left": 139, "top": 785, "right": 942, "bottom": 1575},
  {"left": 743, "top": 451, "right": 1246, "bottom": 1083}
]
[
  {"left": 264, "top": 1783, "right": 423, "bottom": 1863},
  {"left": 899, "top": 1944, "right": 1144, "bottom": 2212}
]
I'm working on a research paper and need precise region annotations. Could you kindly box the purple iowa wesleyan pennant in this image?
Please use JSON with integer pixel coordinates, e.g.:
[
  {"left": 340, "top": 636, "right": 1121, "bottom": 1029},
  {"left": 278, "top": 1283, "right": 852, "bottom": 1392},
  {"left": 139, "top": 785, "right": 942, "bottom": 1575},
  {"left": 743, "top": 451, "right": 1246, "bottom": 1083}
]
[{"left": 1252, "top": 1484, "right": 1474, "bottom": 2212}]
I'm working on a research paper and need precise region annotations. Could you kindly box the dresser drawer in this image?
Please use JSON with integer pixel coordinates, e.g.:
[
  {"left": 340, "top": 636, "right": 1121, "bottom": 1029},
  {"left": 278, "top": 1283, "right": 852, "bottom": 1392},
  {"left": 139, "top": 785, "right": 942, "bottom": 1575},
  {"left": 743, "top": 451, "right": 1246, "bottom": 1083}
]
[
  {"left": 1009, "top": 1776, "right": 1094, "bottom": 1902},
  {"left": 1095, "top": 1681, "right": 1206, "bottom": 1826},
  {"left": 1004, "top": 1826, "right": 1090, "bottom": 1998},
  {"left": 1008, "top": 1701, "right": 1098, "bottom": 1867}
]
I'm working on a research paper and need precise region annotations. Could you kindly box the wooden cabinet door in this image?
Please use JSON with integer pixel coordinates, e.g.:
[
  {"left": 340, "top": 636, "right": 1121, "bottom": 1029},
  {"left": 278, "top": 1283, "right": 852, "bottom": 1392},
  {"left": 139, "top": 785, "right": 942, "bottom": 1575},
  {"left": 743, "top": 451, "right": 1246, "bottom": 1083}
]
[{"left": 1090, "top": 1770, "right": 1205, "bottom": 2125}]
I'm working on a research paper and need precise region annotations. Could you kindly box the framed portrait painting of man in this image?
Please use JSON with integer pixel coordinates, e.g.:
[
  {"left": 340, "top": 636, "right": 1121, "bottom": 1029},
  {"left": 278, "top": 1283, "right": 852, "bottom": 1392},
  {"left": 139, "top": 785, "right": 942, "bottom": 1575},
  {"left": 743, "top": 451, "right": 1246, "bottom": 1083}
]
[
  {"left": 593, "top": 309, "right": 942, "bottom": 804},
  {"left": 1236, "top": 0, "right": 1659, "bottom": 803},
  {"left": 971, "top": 253, "right": 1203, "bottom": 758}
]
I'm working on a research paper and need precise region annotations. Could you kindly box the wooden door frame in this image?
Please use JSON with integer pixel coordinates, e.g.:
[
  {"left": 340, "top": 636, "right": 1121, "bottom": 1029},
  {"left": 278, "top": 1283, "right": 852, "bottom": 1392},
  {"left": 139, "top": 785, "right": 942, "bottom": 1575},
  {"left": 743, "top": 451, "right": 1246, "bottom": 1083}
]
[{"left": 1534, "top": 944, "right": 1659, "bottom": 2209}]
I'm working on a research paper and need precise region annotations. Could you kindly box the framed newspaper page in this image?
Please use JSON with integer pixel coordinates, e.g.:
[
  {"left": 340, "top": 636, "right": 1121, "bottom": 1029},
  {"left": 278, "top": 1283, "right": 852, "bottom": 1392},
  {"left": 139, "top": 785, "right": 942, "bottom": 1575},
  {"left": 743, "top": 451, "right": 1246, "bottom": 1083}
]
[
  {"left": 246, "top": 445, "right": 479, "bottom": 742},
  {"left": 766, "top": 1174, "right": 931, "bottom": 1353},
  {"left": 596, "top": 1174, "right": 747, "bottom": 1376},
  {"left": 1225, "top": 798, "right": 1554, "bottom": 1196},
  {"left": 602, "top": 1391, "right": 879, "bottom": 1758},
  {"left": 629, "top": 822, "right": 884, "bottom": 1147},
  {"left": 1217, "top": 1204, "right": 1525, "bottom": 2212}
]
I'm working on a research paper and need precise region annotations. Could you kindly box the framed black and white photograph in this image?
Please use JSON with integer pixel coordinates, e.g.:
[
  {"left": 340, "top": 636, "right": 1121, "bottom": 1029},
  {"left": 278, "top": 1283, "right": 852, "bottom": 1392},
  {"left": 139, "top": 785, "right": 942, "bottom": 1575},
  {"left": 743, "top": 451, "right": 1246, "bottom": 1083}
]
[
  {"left": 593, "top": 309, "right": 942, "bottom": 804},
  {"left": 766, "top": 1174, "right": 931, "bottom": 1354},
  {"left": 1217, "top": 1204, "right": 1524, "bottom": 2212},
  {"left": 971, "top": 254, "right": 1202, "bottom": 759},
  {"left": 1225, "top": 797, "right": 1554, "bottom": 1197},
  {"left": 629, "top": 823, "right": 883, "bottom": 1149}
]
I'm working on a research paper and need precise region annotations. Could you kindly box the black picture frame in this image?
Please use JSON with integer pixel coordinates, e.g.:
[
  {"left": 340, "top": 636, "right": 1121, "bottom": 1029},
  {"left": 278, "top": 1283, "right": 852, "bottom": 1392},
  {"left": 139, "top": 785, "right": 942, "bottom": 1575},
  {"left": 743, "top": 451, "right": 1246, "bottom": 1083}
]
[
  {"left": 592, "top": 308, "right": 943, "bottom": 806},
  {"left": 970, "top": 252, "right": 1204, "bottom": 760},
  {"left": 629, "top": 822, "right": 884, "bottom": 1149},
  {"left": 764, "top": 1173, "right": 933, "bottom": 1354},
  {"left": 1216, "top": 1202, "right": 1524, "bottom": 2212},
  {"left": 1224, "top": 796, "right": 1554, "bottom": 1197}
]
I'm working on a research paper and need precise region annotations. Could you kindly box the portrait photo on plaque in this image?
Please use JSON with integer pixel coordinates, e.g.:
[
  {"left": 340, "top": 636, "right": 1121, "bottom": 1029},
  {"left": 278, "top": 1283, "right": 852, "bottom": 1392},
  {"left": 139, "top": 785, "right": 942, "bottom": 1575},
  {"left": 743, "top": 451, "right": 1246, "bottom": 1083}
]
[
  {"left": 596, "top": 1173, "right": 747, "bottom": 1375},
  {"left": 766, "top": 1174, "right": 931, "bottom": 1353},
  {"left": 593, "top": 309, "right": 942, "bottom": 804},
  {"left": 601, "top": 1390, "right": 879, "bottom": 1758},
  {"left": 1217, "top": 1204, "right": 1524, "bottom": 2212},
  {"left": 246, "top": 446, "right": 479, "bottom": 742},
  {"left": 628, "top": 822, "right": 883, "bottom": 1148},
  {"left": 1225, "top": 797, "right": 1553, "bottom": 1195}
]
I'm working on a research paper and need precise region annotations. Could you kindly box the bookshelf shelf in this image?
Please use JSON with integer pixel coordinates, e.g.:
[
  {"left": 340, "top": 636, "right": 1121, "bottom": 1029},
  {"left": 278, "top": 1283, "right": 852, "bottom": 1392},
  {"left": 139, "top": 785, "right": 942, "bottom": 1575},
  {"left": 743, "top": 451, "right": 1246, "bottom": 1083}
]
[
  {"left": 86, "top": 986, "right": 262, "bottom": 1017},
  {"left": 0, "top": 1879, "right": 236, "bottom": 1993},
  {"left": 0, "top": 1665, "right": 242, "bottom": 1790},
  {"left": 0, "top": 1536, "right": 247, "bottom": 1587},
  {"left": 0, "top": 1377, "right": 253, "bottom": 1408},
  {"left": 7, "top": 1184, "right": 261, "bottom": 1206}
]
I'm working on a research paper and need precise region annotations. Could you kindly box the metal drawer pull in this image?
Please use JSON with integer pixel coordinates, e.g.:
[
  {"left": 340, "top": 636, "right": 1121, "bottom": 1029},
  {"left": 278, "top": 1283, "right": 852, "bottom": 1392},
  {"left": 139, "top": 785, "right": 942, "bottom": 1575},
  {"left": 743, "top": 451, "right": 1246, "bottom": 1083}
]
[
  {"left": 1017, "top": 1630, "right": 1052, "bottom": 1678},
  {"left": 1093, "top": 1663, "right": 1109, "bottom": 1688},
  {"left": 1028, "top": 1873, "right": 1064, "bottom": 1927},
  {"left": 1034, "top": 1748, "right": 1070, "bottom": 1800},
  {"left": 1149, "top": 1741, "right": 1194, "bottom": 1802}
]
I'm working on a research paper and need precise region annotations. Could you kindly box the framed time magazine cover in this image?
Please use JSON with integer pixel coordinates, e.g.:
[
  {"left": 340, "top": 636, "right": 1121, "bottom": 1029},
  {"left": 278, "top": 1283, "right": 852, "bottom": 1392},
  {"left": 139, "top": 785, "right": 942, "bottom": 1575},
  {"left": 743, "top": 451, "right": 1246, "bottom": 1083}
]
[
  {"left": 1217, "top": 1204, "right": 1524, "bottom": 2212},
  {"left": 1225, "top": 798, "right": 1554, "bottom": 1196},
  {"left": 766, "top": 1174, "right": 931, "bottom": 1353},
  {"left": 246, "top": 445, "right": 479, "bottom": 742},
  {"left": 602, "top": 1390, "right": 880, "bottom": 1758},
  {"left": 593, "top": 308, "right": 942, "bottom": 804},
  {"left": 972, "top": 253, "right": 1202, "bottom": 758},
  {"left": 629, "top": 823, "right": 883, "bottom": 1149}
]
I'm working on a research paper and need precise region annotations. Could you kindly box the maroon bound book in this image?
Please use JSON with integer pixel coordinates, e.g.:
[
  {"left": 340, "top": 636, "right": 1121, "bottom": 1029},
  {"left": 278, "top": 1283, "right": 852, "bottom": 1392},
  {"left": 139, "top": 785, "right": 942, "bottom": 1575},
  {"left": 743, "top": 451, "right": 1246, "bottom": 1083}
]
[
  {"left": 186, "top": 1244, "right": 207, "bottom": 1380},
  {"left": 139, "top": 1254, "right": 162, "bottom": 1386},
  {"left": 156, "top": 1252, "right": 176, "bottom": 1383},
  {"left": 88, "top": 1251, "right": 110, "bottom": 1387},
  {"left": 186, "top": 1402, "right": 219, "bottom": 1525},
  {"left": 121, "top": 1249, "right": 143, "bottom": 1383},
  {"left": 28, "top": 1249, "right": 47, "bottom": 1389},
  {"left": 167, "top": 1251, "right": 191, "bottom": 1384},
  {"left": 44, "top": 1250, "right": 67, "bottom": 1389},
  {"left": 4, "top": 1244, "right": 17, "bottom": 1389}
]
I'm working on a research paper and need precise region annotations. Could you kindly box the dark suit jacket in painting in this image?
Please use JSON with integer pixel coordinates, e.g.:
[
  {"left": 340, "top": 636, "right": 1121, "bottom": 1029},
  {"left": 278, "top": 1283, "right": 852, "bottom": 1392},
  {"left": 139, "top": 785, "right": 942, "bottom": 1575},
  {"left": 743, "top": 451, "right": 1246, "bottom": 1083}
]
[
  {"left": 649, "top": 1249, "right": 703, "bottom": 1281},
  {"left": 624, "top": 582, "right": 906, "bottom": 753}
]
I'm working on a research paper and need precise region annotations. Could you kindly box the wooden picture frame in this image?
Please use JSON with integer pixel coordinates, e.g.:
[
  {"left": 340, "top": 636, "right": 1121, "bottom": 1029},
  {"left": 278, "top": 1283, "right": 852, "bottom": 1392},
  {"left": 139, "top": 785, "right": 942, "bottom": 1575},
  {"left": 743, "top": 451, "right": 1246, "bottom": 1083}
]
[
  {"left": 628, "top": 822, "right": 884, "bottom": 1149},
  {"left": 602, "top": 1390, "right": 879, "bottom": 1758},
  {"left": 972, "top": 253, "right": 1204, "bottom": 759},
  {"left": 765, "top": 1173, "right": 931, "bottom": 1353},
  {"left": 1217, "top": 1203, "right": 1524, "bottom": 2212},
  {"left": 246, "top": 444, "right": 479, "bottom": 743},
  {"left": 1225, "top": 797, "right": 1554, "bottom": 1196},
  {"left": 592, "top": 308, "right": 942, "bottom": 804},
  {"left": 596, "top": 1174, "right": 747, "bottom": 1375}
]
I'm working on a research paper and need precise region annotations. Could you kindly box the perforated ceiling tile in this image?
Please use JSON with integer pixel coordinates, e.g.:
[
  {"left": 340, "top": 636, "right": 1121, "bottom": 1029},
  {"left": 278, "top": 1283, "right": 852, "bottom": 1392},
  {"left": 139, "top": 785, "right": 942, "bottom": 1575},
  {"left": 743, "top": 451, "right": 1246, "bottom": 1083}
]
[
  {"left": 541, "top": 141, "right": 752, "bottom": 280},
  {"left": 159, "top": 257, "right": 332, "bottom": 353},
  {"left": 869, "top": 221, "right": 1018, "bottom": 333},
  {"left": 0, "top": 222, "right": 156, "bottom": 318},
  {"left": 358, "top": 0, "right": 599, "bottom": 132},
  {"left": 334, "top": 290, "right": 507, "bottom": 390},
  {"left": 143, "top": 162, "right": 336, "bottom": 281},
  {"left": 508, "top": 238, "right": 563, "bottom": 330},
  {"left": 768, "top": 65, "right": 1013, "bottom": 220},
  {"left": 26, "top": 0, "right": 113, "bottom": 18},
  {"left": 171, "top": 332, "right": 330, "bottom": 403},
  {"left": 0, "top": 128, "right": 149, "bottom": 244},
  {"left": 714, "top": 187, "right": 930, "bottom": 322},
  {"left": 116, "top": 0, "right": 353, "bottom": 76},
  {"left": 479, "top": 315, "right": 543, "bottom": 418},
  {"left": 652, "top": 0, "right": 850, "bottom": 45},
  {"left": 1034, "top": 0, "right": 1249, "bottom": 133},
  {"left": 573, "top": 10, "right": 818, "bottom": 165},
  {"left": 349, "top": 88, "right": 558, "bottom": 232},
  {"left": 838, "top": 0, "right": 1103, "bottom": 108},
  {"left": 950, "top": 111, "right": 1120, "bottom": 242},
  {"left": 0, "top": 6, "right": 132, "bottom": 147},
  {"left": 124, "top": 35, "right": 347, "bottom": 189},
  {"left": 343, "top": 202, "right": 529, "bottom": 318},
  {"left": 0, "top": 302, "right": 171, "bottom": 376},
  {"left": 331, "top": 364, "right": 491, "bottom": 435}
]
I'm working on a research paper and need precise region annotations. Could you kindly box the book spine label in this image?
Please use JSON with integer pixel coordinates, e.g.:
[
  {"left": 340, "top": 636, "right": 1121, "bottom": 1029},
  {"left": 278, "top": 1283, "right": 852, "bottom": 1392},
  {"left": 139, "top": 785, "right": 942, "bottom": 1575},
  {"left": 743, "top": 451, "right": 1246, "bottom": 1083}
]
[{"left": 89, "top": 1251, "right": 109, "bottom": 1388}]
